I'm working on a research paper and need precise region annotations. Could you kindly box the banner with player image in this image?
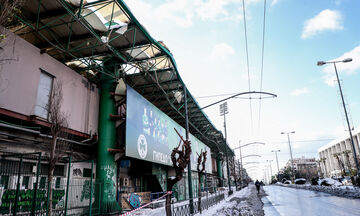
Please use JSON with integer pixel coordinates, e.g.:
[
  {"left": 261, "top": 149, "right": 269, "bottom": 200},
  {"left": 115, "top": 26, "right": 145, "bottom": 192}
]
[{"left": 125, "top": 85, "right": 212, "bottom": 173}]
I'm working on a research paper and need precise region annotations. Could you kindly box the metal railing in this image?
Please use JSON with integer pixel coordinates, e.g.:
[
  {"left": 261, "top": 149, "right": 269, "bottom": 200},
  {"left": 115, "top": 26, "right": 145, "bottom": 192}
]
[
  {"left": 172, "top": 192, "right": 225, "bottom": 216},
  {"left": 150, "top": 191, "right": 174, "bottom": 201},
  {"left": 0, "top": 153, "right": 95, "bottom": 216}
]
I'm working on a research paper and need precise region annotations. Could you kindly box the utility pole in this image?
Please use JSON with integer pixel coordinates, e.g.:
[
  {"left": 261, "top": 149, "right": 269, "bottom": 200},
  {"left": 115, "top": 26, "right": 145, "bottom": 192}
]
[
  {"left": 220, "top": 102, "right": 232, "bottom": 195},
  {"left": 264, "top": 168, "right": 268, "bottom": 184},
  {"left": 272, "top": 150, "right": 280, "bottom": 181},
  {"left": 239, "top": 141, "right": 243, "bottom": 188},
  {"left": 267, "top": 160, "right": 273, "bottom": 183},
  {"left": 237, "top": 159, "right": 242, "bottom": 188},
  {"left": 333, "top": 62, "right": 360, "bottom": 176},
  {"left": 281, "top": 131, "right": 295, "bottom": 180},
  {"left": 317, "top": 58, "right": 360, "bottom": 177}
]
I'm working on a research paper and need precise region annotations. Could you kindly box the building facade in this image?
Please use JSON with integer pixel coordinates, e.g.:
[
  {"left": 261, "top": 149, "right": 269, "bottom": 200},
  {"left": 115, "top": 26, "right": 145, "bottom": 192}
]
[
  {"left": 318, "top": 127, "right": 360, "bottom": 177},
  {"left": 283, "top": 157, "right": 318, "bottom": 179},
  {"left": 0, "top": 0, "right": 236, "bottom": 215}
]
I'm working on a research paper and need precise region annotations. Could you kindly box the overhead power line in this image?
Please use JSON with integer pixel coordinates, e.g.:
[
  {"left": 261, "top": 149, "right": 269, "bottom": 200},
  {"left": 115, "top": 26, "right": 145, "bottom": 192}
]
[
  {"left": 242, "top": 0, "right": 254, "bottom": 134},
  {"left": 258, "top": 0, "right": 267, "bottom": 135},
  {"left": 270, "top": 138, "right": 335, "bottom": 144}
]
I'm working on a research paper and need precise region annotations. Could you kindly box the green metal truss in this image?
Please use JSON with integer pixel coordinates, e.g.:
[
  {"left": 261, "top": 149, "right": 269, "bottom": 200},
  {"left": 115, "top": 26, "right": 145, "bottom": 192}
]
[{"left": 7, "top": 0, "right": 234, "bottom": 156}]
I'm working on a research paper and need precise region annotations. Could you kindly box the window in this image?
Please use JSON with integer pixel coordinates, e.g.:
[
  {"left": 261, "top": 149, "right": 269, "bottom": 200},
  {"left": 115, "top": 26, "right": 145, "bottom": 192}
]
[
  {"left": 55, "top": 177, "right": 61, "bottom": 189},
  {"left": 39, "top": 176, "right": 47, "bottom": 189},
  {"left": 83, "top": 168, "right": 92, "bottom": 178},
  {"left": 22, "top": 176, "right": 30, "bottom": 189},
  {"left": 0, "top": 176, "right": 9, "bottom": 189},
  {"left": 34, "top": 70, "right": 54, "bottom": 119}
]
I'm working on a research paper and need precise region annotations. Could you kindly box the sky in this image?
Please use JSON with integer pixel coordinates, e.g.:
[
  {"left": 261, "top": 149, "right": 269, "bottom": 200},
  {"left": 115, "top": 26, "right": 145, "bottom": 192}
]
[{"left": 123, "top": 0, "right": 360, "bottom": 180}]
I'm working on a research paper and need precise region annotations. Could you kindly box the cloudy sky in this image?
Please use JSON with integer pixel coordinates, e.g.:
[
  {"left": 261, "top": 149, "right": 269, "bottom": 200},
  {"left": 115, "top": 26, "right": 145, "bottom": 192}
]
[{"left": 123, "top": 0, "right": 360, "bottom": 180}]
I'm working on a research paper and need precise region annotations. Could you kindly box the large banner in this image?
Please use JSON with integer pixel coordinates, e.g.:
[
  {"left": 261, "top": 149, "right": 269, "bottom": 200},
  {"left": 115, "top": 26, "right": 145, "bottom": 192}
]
[{"left": 126, "top": 85, "right": 212, "bottom": 173}]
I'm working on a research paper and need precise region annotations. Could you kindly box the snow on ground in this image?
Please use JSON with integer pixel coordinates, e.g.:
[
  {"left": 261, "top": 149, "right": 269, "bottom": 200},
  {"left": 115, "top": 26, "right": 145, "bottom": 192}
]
[
  {"left": 196, "top": 184, "right": 264, "bottom": 216},
  {"left": 276, "top": 183, "right": 360, "bottom": 199},
  {"left": 129, "top": 189, "right": 227, "bottom": 216},
  {"left": 123, "top": 185, "right": 265, "bottom": 216}
]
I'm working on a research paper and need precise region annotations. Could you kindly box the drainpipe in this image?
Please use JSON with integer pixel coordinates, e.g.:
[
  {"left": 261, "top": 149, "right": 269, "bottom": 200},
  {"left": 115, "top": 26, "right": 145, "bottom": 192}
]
[{"left": 81, "top": 133, "right": 93, "bottom": 143}]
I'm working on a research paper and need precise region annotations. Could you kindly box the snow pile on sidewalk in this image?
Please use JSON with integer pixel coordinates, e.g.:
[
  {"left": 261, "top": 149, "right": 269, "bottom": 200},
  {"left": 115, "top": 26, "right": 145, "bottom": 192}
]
[
  {"left": 278, "top": 183, "right": 360, "bottom": 199},
  {"left": 130, "top": 190, "right": 224, "bottom": 216},
  {"left": 124, "top": 185, "right": 265, "bottom": 216},
  {"left": 319, "top": 178, "right": 343, "bottom": 186},
  {"left": 197, "top": 184, "right": 264, "bottom": 216}
]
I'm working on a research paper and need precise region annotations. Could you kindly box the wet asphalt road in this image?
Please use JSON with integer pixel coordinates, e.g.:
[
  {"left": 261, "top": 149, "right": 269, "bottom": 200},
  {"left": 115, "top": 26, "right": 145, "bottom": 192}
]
[{"left": 262, "top": 185, "right": 360, "bottom": 216}]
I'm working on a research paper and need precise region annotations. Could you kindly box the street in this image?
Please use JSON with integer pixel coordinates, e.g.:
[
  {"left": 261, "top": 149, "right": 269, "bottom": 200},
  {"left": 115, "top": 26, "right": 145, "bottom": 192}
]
[{"left": 262, "top": 185, "right": 360, "bottom": 216}]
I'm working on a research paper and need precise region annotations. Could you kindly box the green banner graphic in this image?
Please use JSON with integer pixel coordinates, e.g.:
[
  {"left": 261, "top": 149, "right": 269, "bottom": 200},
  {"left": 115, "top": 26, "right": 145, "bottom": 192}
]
[{"left": 125, "top": 85, "right": 212, "bottom": 172}]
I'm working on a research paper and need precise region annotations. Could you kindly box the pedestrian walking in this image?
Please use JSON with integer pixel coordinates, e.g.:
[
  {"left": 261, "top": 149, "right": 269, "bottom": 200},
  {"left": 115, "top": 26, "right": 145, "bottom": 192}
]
[{"left": 255, "top": 180, "right": 261, "bottom": 194}]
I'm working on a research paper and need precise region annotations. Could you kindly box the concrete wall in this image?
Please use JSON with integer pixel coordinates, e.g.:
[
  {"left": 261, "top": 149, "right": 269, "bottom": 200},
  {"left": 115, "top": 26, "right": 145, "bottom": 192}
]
[
  {"left": 318, "top": 128, "right": 360, "bottom": 177},
  {"left": 0, "top": 28, "right": 99, "bottom": 134}
]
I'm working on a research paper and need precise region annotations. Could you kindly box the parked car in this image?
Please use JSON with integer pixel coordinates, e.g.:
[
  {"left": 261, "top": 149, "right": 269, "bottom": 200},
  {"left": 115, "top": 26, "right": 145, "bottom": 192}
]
[
  {"left": 341, "top": 176, "right": 352, "bottom": 186},
  {"left": 318, "top": 178, "right": 343, "bottom": 186},
  {"left": 294, "top": 178, "right": 306, "bottom": 185},
  {"left": 283, "top": 180, "right": 292, "bottom": 184}
]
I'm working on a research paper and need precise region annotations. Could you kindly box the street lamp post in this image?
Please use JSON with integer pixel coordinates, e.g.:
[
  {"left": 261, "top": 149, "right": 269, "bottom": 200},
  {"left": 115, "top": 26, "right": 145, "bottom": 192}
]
[
  {"left": 264, "top": 167, "right": 269, "bottom": 184},
  {"left": 220, "top": 102, "right": 232, "bottom": 195},
  {"left": 184, "top": 86, "right": 194, "bottom": 213},
  {"left": 232, "top": 157, "right": 238, "bottom": 191},
  {"left": 234, "top": 142, "right": 265, "bottom": 186},
  {"left": 271, "top": 150, "right": 281, "bottom": 181},
  {"left": 281, "top": 131, "right": 295, "bottom": 180},
  {"left": 239, "top": 141, "right": 243, "bottom": 188},
  {"left": 317, "top": 58, "right": 360, "bottom": 177},
  {"left": 267, "top": 160, "right": 273, "bottom": 183}
]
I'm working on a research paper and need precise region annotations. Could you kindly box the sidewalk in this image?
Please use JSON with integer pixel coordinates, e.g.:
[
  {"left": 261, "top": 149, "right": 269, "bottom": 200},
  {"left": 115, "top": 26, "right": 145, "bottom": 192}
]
[
  {"left": 198, "top": 184, "right": 265, "bottom": 216},
  {"left": 123, "top": 185, "right": 265, "bottom": 216}
]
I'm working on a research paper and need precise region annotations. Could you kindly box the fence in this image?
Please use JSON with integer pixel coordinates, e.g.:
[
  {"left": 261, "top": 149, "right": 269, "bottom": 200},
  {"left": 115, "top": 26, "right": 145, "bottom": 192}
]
[
  {"left": 0, "top": 152, "right": 95, "bottom": 216},
  {"left": 150, "top": 191, "right": 174, "bottom": 202},
  {"left": 172, "top": 192, "right": 225, "bottom": 216}
]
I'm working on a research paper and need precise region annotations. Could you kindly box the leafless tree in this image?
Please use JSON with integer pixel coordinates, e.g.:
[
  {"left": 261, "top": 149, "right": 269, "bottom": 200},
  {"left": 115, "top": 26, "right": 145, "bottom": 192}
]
[
  {"left": 0, "top": 0, "right": 24, "bottom": 92},
  {"left": 0, "top": 0, "right": 23, "bottom": 48},
  {"left": 46, "top": 80, "right": 69, "bottom": 216},
  {"left": 343, "top": 150, "right": 352, "bottom": 173},
  {"left": 196, "top": 150, "right": 207, "bottom": 213},
  {"left": 165, "top": 128, "right": 192, "bottom": 216},
  {"left": 0, "top": 0, "right": 23, "bottom": 35},
  {"left": 333, "top": 153, "right": 345, "bottom": 177}
]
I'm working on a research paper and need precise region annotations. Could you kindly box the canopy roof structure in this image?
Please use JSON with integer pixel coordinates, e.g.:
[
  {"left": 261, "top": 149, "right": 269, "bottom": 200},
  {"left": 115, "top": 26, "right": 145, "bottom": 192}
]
[{"left": 6, "top": 0, "right": 234, "bottom": 156}]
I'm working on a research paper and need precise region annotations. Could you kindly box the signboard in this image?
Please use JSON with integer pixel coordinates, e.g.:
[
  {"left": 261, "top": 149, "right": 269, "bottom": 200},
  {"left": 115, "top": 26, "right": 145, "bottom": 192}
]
[{"left": 125, "top": 85, "right": 212, "bottom": 172}]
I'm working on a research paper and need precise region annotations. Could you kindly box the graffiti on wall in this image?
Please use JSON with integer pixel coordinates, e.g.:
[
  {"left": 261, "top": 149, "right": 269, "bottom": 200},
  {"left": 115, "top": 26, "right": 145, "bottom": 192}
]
[
  {"left": 128, "top": 193, "right": 141, "bottom": 208},
  {"left": 101, "top": 165, "right": 116, "bottom": 200},
  {"left": 121, "top": 192, "right": 150, "bottom": 210},
  {"left": 0, "top": 189, "right": 65, "bottom": 214},
  {"left": 80, "top": 180, "right": 94, "bottom": 202}
]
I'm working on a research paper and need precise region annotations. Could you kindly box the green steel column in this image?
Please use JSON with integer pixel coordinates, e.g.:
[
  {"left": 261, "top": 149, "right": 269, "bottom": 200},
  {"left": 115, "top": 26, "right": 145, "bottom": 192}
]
[
  {"left": 89, "top": 160, "right": 94, "bottom": 216},
  {"left": 96, "top": 62, "right": 120, "bottom": 213},
  {"left": 216, "top": 157, "right": 223, "bottom": 186}
]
